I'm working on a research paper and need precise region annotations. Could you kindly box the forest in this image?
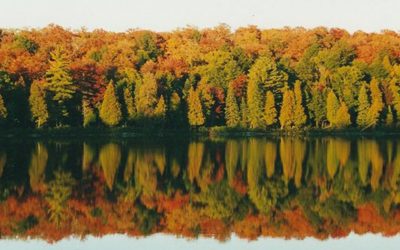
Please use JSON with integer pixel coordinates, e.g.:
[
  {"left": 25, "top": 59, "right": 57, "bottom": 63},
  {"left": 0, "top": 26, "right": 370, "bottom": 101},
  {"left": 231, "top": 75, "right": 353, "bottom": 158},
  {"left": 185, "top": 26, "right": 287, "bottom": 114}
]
[{"left": 1, "top": 25, "right": 400, "bottom": 130}]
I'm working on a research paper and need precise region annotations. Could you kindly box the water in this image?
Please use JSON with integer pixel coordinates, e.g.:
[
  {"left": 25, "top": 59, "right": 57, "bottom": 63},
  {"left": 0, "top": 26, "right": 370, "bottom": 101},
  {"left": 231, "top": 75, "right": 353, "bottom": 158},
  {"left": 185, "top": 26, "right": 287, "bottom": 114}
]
[{"left": 0, "top": 136, "right": 400, "bottom": 249}]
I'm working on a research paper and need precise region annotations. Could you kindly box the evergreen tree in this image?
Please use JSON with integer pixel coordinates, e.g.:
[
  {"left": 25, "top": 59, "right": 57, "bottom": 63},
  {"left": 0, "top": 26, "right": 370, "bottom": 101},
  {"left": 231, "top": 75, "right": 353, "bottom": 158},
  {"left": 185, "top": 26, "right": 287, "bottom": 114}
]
[
  {"left": 45, "top": 47, "right": 76, "bottom": 121},
  {"left": 264, "top": 91, "right": 277, "bottom": 127},
  {"left": 357, "top": 84, "right": 370, "bottom": 127},
  {"left": 187, "top": 87, "right": 205, "bottom": 127},
  {"left": 367, "top": 79, "right": 384, "bottom": 127},
  {"left": 29, "top": 82, "right": 48, "bottom": 128},
  {"left": 279, "top": 89, "right": 295, "bottom": 129},
  {"left": 293, "top": 80, "right": 307, "bottom": 128},
  {"left": 308, "top": 87, "right": 326, "bottom": 128},
  {"left": 0, "top": 93, "right": 7, "bottom": 122},
  {"left": 100, "top": 81, "right": 122, "bottom": 127},
  {"left": 123, "top": 88, "right": 136, "bottom": 121},
  {"left": 335, "top": 101, "right": 351, "bottom": 128},
  {"left": 82, "top": 100, "right": 96, "bottom": 127},
  {"left": 225, "top": 83, "right": 240, "bottom": 127},
  {"left": 154, "top": 96, "right": 166, "bottom": 120},
  {"left": 326, "top": 90, "right": 339, "bottom": 127},
  {"left": 247, "top": 77, "right": 264, "bottom": 129},
  {"left": 239, "top": 97, "right": 248, "bottom": 128}
]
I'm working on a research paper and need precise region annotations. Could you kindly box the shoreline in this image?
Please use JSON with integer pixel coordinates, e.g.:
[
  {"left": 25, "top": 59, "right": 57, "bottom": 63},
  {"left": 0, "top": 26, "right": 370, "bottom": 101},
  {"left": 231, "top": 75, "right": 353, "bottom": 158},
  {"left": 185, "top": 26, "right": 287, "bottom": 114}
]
[{"left": 2, "top": 126, "right": 400, "bottom": 139}]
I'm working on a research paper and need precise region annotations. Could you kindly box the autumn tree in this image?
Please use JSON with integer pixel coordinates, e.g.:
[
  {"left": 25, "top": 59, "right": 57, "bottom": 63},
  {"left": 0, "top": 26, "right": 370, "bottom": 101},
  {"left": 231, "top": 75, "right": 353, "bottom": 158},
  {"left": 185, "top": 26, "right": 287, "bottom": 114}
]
[
  {"left": 357, "top": 84, "right": 370, "bottom": 127},
  {"left": 225, "top": 83, "right": 240, "bottom": 127},
  {"left": 335, "top": 101, "right": 351, "bottom": 128},
  {"left": 135, "top": 73, "right": 158, "bottom": 117},
  {"left": 279, "top": 88, "right": 295, "bottom": 129},
  {"left": 29, "top": 81, "right": 49, "bottom": 128},
  {"left": 100, "top": 81, "right": 122, "bottom": 126},
  {"left": 264, "top": 91, "right": 277, "bottom": 127},
  {"left": 154, "top": 96, "right": 166, "bottom": 121},
  {"left": 45, "top": 47, "right": 76, "bottom": 124},
  {"left": 82, "top": 100, "right": 96, "bottom": 127},
  {"left": 239, "top": 97, "right": 248, "bottom": 128},
  {"left": 187, "top": 87, "right": 205, "bottom": 127},
  {"left": 293, "top": 81, "right": 307, "bottom": 128},
  {"left": 367, "top": 79, "right": 384, "bottom": 127},
  {"left": 124, "top": 87, "right": 136, "bottom": 121},
  {"left": 326, "top": 90, "right": 339, "bottom": 127}
]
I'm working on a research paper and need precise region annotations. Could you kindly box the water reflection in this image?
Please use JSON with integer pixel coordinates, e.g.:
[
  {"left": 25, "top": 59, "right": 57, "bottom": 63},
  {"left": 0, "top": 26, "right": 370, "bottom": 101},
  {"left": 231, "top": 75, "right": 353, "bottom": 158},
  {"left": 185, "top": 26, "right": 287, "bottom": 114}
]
[{"left": 0, "top": 136, "right": 400, "bottom": 241}]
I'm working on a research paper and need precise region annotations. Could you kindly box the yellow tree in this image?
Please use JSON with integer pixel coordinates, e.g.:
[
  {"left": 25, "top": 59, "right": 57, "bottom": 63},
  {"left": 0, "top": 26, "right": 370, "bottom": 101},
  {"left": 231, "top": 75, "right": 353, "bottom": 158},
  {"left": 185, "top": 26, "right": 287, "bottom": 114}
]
[
  {"left": 100, "top": 81, "right": 122, "bottom": 126},
  {"left": 29, "top": 81, "right": 49, "bottom": 128},
  {"left": 225, "top": 83, "right": 240, "bottom": 127},
  {"left": 293, "top": 80, "right": 307, "bottom": 128},
  {"left": 326, "top": 90, "right": 339, "bottom": 127},
  {"left": 357, "top": 84, "right": 370, "bottom": 127},
  {"left": 335, "top": 101, "right": 351, "bottom": 128},
  {"left": 187, "top": 87, "right": 205, "bottom": 127},
  {"left": 367, "top": 79, "right": 384, "bottom": 127},
  {"left": 279, "top": 88, "right": 295, "bottom": 129},
  {"left": 264, "top": 91, "right": 277, "bottom": 127}
]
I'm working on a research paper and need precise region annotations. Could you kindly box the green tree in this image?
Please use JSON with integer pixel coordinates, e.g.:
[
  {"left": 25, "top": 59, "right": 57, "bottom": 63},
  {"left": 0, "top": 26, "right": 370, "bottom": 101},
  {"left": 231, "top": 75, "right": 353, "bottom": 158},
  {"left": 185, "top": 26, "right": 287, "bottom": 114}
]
[
  {"left": 326, "top": 90, "right": 339, "bottom": 127},
  {"left": 29, "top": 81, "right": 48, "bottom": 128},
  {"left": 100, "top": 81, "right": 122, "bottom": 126},
  {"left": 82, "top": 100, "right": 96, "bottom": 127},
  {"left": 264, "top": 91, "right": 277, "bottom": 127},
  {"left": 225, "top": 83, "right": 240, "bottom": 127},
  {"left": 308, "top": 87, "right": 327, "bottom": 128},
  {"left": 248, "top": 56, "right": 288, "bottom": 95},
  {"left": 357, "top": 84, "right": 370, "bottom": 127},
  {"left": 293, "top": 80, "right": 307, "bottom": 128},
  {"left": 187, "top": 87, "right": 205, "bottom": 127}
]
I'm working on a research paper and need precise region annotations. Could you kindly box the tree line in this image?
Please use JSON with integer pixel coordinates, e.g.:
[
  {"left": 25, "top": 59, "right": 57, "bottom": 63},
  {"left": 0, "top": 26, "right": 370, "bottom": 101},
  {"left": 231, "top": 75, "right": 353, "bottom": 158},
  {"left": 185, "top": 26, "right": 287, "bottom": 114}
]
[{"left": 1, "top": 25, "right": 400, "bottom": 130}]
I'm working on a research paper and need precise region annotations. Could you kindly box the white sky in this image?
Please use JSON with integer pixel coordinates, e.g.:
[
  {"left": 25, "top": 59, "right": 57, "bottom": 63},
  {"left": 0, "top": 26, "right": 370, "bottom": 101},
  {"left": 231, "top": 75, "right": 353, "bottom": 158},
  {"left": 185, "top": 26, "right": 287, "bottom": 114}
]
[{"left": 0, "top": 0, "right": 399, "bottom": 33}]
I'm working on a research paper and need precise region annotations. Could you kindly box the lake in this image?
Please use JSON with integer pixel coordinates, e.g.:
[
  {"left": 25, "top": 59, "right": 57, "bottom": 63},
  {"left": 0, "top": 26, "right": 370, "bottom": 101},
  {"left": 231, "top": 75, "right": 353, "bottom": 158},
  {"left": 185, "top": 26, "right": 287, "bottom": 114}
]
[{"left": 0, "top": 135, "right": 400, "bottom": 249}]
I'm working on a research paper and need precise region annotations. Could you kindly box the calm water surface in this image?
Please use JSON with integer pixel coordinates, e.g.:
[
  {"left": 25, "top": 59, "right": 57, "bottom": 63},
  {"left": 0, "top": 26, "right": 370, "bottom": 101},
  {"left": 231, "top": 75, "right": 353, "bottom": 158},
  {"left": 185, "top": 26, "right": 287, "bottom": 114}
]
[{"left": 0, "top": 136, "right": 400, "bottom": 249}]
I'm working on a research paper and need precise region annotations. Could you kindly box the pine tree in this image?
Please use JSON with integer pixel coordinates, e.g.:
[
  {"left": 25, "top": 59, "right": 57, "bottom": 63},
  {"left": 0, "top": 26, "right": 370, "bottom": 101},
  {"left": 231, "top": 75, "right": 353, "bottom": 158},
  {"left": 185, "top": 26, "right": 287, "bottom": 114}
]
[
  {"left": 335, "top": 101, "right": 351, "bottom": 128},
  {"left": 357, "top": 84, "right": 370, "bottom": 127},
  {"left": 154, "top": 96, "right": 166, "bottom": 119},
  {"left": 187, "top": 87, "right": 205, "bottom": 127},
  {"left": 124, "top": 88, "right": 136, "bottom": 121},
  {"left": 326, "top": 90, "right": 339, "bottom": 127},
  {"left": 82, "top": 100, "right": 96, "bottom": 127},
  {"left": 279, "top": 89, "right": 295, "bottom": 129},
  {"left": 264, "top": 91, "right": 277, "bottom": 127},
  {"left": 29, "top": 81, "right": 48, "bottom": 128},
  {"left": 293, "top": 80, "right": 307, "bottom": 128},
  {"left": 367, "top": 79, "right": 384, "bottom": 127},
  {"left": 45, "top": 47, "right": 76, "bottom": 121},
  {"left": 0, "top": 93, "right": 7, "bottom": 122},
  {"left": 225, "top": 83, "right": 240, "bottom": 127},
  {"left": 100, "top": 81, "right": 122, "bottom": 127},
  {"left": 247, "top": 78, "right": 264, "bottom": 129},
  {"left": 239, "top": 97, "right": 248, "bottom": 128}
]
